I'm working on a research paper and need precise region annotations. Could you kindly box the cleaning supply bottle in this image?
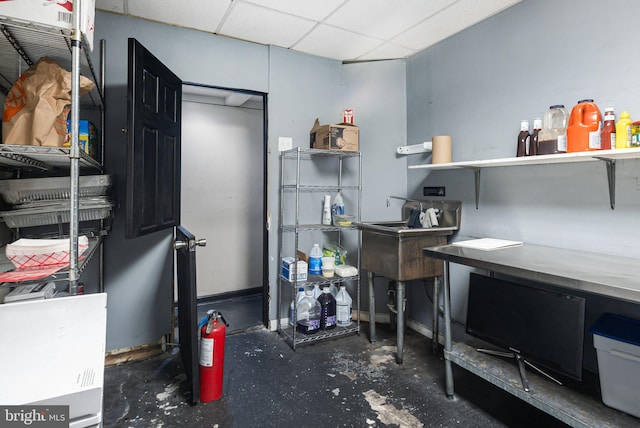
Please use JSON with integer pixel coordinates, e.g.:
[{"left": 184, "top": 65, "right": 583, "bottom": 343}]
[
  {"left": 601, "top": 107, "right": 616, "bottom": 150},
  {"left": 317, "top": 287, "right": 337, "bottom": 330},
  {"left": 516, "top": 120, "right": 529, "bottom": 157},
  {"left": 312, "top": 283, "right": 322, "bottom": 299},
  {"left": 309, "top": 244, "right": 322, "bottom": 276},
  {"left": 538, "top": 105, "right": 569, "bottom": 154},
  {"left": 289, "top": 286, "right": 306, "bottom": 326},
  {"left": 336, "top": 285, "right": 353, "bottom": 327},
  {"left": 529, "top": 118, "right": 542, "bottom": 156},
  {"left": 616, "top": 111, "right": 632, "bottom": 149},
  {"left": 332, "top": 191, "right": 345, "bottom": 217},
  {"left": 322, "top": 195, "right": 332, "bottom": 225},
  {"left": 567, "top": 99, "right": 602, "bottom": 152},
  {"left": 296, "top": 290, "right": 321, "bottom": 334}
]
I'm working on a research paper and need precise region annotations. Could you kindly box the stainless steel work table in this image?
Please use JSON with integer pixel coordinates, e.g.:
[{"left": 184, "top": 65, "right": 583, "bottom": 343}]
[{"left": 423, "top": 242, "right": 640, "bottom": 428}]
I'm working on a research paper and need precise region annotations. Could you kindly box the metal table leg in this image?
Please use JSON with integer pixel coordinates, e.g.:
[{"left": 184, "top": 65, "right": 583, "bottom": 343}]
[
  {"left": 368, "top": 271, "right": 376, "bottom": 343},
  {"left": 432, "top": 276, "right": 440, "bottom": 354},
  {"left": 443, "top": 262, "right": 454, "bottom": 398},
  {"left": 396, "top": 280, "right": 405, "bottom": 364}
]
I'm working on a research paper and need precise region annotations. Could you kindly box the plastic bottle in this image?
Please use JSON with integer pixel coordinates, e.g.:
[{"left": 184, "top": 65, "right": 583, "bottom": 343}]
[
  {"left": 322, "top": 195, "right": 331, "bottom": 225},
  {"left": 312, "top": 283, "right": 322, "bottom": 299},
  {"left": 516, "top": 120, "right": 529, "bottom": 157},
  {"left": 601, "top": 107, "right": 616, "bottom": 151},
  {"left": 567, "top": 99, "right": 602, "bottom": 152},
  {"left": 328, "top": 283, "right": 338, "bottom": 297},
  {"left": 296, "top": 290, "right": 321, "bottom": 334},
  {"left": 317, "top": 287, "right": 337, "bottom": 330},
  {"left": 332, "top": 192, "right": 345, "bottom": 218},
  {"left": 529, "top": 118, "right": 542, "bottom": 156},
  {"left": 335, "top": 285, "right": 353, "bottom": 327},
  {"left": 309, "top": 244, "right": 322, "bottom": 276},
  {"left": 538, "top": 105, "right": 569, "bottom": 154},
  {"left": 289, "top": 286, "right": 306, "bottom": 326},
  {"left": 616, "top": 111, "right": 632, "bottom": 149}
]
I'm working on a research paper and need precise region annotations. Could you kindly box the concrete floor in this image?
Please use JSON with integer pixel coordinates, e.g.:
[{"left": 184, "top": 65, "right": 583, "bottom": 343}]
[{"left": 103, "top": 317, "right": 571, "bottom": 428}]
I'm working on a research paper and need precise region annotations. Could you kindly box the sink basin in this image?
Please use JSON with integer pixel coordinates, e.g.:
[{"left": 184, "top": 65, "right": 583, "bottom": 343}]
[{"left": 356, "top": 200, "right": 461, "bottom": 281}]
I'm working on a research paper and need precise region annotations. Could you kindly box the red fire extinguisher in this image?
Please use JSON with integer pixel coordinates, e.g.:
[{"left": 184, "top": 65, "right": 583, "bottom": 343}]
[{"left": 199, "top": 310, "right": 228, "bottom": 403}]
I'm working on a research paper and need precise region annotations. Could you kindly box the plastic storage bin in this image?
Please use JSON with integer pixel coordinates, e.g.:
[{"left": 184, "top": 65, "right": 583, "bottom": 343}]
[{"left": 589, "top": 313, "right": 640, "bottom": 418}]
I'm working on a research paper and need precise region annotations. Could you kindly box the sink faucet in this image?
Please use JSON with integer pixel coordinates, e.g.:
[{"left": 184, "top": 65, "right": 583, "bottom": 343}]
[{"left": 386, "top": 195, "right": 423, "bottom": 211}]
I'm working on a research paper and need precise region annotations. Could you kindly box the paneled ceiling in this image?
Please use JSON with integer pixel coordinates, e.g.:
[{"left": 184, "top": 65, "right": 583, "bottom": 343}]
[{"left": 97, "top": 0, "right": 521, "bottom": 62}]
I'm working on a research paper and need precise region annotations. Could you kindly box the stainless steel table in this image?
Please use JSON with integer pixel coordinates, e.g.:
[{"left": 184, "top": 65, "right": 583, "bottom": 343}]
[{"left": 423, "top": 242, "right": 640, "bottom": 428}]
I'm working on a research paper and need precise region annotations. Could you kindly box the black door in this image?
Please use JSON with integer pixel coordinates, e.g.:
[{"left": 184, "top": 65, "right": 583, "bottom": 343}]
[
  {"left": 174, "top": 226, "right": 206, "bottom": 404},
  {"left": 127, "top": 39, "right": 203, "bottom": 404},
  {"left": 126, "top": 38, "right": 181, "bottom": 239}
]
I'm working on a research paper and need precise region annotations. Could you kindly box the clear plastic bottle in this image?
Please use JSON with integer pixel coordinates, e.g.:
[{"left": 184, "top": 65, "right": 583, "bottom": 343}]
[
  {"left": 317, "top": 287, "right": 337, "bottom": 330},
  {"left": 328, "top": 283, "right": 338, "bottom": 297},
  {"left": 616, "top": 111, "right": 632, "bottom": 149},
  {"left": 335, "top": 285, "right": 353, "bottom": 327},
  {"left": 312, "top": 283, "right": 322, "bottom": 299},
  {"left": 332, "top": 191, "right": 345, "bottom": 217},
  {"left": 601, "top": 107, "right": 616, "bottom": 150},
  {"left": 296, "top": 290, "right": 321, "bottom": 334},
  {"left": 538, "top": 105, "right": 569, "bottom": 154},
  {"left": 516, "top": 120, "right": 529, "bottom": 157},
  {"left": 529, "top": 118, "right": 542, "bottom": 156},
  {"left": 289, "top": 286, "right": 306, "bottom": 326},
  {"left": 309, "top": 243, "right": 322, "bottom": 275}
]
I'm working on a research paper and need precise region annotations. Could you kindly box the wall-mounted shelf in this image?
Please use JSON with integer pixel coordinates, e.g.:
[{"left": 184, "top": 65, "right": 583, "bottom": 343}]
[{"left": 409, "top": 148, "right": 640, "bottom": 210}]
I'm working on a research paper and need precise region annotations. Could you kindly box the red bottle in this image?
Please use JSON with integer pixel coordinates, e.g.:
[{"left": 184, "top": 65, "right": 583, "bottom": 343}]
[
  {"left": 601, "top": 107, "right": 616, "bottom": 150},
  {"left": 567, "top": 99, "right": 602, "bottom": 152}
]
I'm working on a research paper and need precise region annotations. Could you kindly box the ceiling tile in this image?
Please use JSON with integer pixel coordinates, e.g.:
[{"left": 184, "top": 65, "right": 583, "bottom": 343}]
[
  {"left": 356, "top": 43, "right": 415, "bottom": 61},
  {"left": 96, "top": 0, "right": 125, "bottom": 14},
  {"left": 242, "top": 0, "right": 345, "bottom": 21},
  {"left": 326, "top": 0, "right": 455, "bottom": 40},
  {"left": 393, "top": 0, "right": 521, "bottom": 51},
  {"left": 127, "top": 0, "right": 231, "bottom": 33},
  {"left": 219, "top": 2, "right": 317, "bottom": 48},
  {"left": 294, "top": 24, "right": 382, "bottom": 62}
]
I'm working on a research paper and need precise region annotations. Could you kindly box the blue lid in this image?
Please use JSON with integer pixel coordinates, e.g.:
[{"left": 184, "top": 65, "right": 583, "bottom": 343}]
[{"left": 589, "top": 313, "right": 640, "bottom": 347}]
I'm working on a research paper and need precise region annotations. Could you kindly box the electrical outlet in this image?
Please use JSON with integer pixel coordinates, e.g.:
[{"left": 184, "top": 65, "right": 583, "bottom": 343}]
[
  {"left": 424, "top": 186, "right": 445, "bottom": 197},
  {"left": 278, "top": 137, "right": 293, "bottom": 152}
]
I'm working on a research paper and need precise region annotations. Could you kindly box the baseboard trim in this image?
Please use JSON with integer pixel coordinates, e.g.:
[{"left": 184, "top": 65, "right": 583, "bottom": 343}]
[
  {"left": 193, "top": 287, "right": 262, "bottom": 306},
  {"left": 105, "top": 338, "right": 165, "bottom": 366}
]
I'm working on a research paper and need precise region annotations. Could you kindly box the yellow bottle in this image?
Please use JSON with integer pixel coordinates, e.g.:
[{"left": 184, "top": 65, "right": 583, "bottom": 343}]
[{"left": 616, "top": 111, "right": 632, "bottom": 149}]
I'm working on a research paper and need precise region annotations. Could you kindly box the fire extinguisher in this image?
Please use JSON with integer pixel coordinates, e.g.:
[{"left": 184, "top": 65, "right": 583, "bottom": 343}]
[{"left": 199, "top": 310, "right": 228, "bottom": 403}]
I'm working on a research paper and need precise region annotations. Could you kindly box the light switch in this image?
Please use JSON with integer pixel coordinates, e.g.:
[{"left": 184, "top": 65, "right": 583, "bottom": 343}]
[{"left": 278, "top": 137, "right": 293, "bottom": 152}]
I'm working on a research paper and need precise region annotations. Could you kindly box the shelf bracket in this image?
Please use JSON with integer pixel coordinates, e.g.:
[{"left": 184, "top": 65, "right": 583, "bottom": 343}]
[
  {"left": 594, "top": 157, "right": 616, "bottom": 210},
  {"left": 462, "top": 167, "right": 481, "bottom": 209}
]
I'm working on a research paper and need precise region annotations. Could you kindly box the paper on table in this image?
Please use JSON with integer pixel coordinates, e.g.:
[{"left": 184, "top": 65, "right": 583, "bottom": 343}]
[{"left": 451, "top": 238, "right": 523, "bottom": 251}]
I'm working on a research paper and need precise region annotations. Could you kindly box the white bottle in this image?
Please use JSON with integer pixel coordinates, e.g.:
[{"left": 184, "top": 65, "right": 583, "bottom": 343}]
[
  {"left": 336, "top": 285, "right": 353, "bottom": 327},
  {"left": 322, "top": 195, "right": 332, "bottom": 225},
  {"left": 332, "top": 191, "right": 345, "bottom": 216},
  {"left": 289, "top": 287, "right": 306, "bottom": 326},
  {"left": 309, "top": 243, "right": 322, "bottom": 275}
]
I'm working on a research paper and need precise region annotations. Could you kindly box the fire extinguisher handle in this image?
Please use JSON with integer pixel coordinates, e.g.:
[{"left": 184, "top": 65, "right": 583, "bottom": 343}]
[{"left": 219, "top": 312, "right": 229, "bottom": 327}]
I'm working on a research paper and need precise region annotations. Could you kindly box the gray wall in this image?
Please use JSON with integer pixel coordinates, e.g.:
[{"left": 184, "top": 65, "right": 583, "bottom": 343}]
[
  {"left": 94, "top": 12, "right": 407, "bottom": 350},
  {"left": 405, "top": 0, "right": 640, "bottom": 371}
]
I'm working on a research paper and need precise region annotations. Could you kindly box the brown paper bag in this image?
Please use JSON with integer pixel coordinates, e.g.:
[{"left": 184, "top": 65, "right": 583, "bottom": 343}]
[{"left": 1, "top": 57, "right": 95, "bottom": 146}]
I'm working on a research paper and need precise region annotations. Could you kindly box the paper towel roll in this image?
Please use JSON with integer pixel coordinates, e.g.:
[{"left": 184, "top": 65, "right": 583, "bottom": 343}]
[{"left": 432, "top": 135, "right": 452, "bottom": 164}]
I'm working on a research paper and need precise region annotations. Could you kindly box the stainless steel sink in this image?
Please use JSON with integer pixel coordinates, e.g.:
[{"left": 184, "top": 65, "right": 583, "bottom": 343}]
[{"left": 355, "top": 200, "right": 461, "bottom": 281}]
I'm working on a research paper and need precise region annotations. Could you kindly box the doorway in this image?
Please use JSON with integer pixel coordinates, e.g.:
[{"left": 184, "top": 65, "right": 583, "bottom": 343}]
[{"left": 180, "top": 83, "right": 268, "bottom": 330}]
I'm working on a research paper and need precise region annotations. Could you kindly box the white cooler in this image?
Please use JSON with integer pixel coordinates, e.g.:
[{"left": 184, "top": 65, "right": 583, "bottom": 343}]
[{"left": 590, "top": 313, "right": 640, "bottom": 418}]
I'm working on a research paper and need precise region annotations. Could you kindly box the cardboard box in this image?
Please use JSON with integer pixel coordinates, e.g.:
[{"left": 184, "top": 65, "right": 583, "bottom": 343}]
[
  {"left": 310, "top": 118, "right": 359, "bottom": 152},
  {"left": 590, "top": 313, "right": 640, "bottom": 418},
  {"left": 281, "top": 257, "right": 308, "bottom": 282},
  {"left": 0, "top": 0, "right": 95, "bottom": 51}
]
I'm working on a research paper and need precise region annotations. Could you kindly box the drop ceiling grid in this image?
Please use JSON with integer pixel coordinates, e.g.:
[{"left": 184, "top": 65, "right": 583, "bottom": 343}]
[{"left": 95, "top": 0, "right": 523, "bottom": 61}]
